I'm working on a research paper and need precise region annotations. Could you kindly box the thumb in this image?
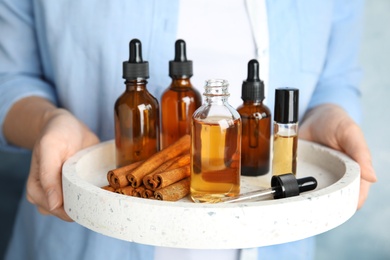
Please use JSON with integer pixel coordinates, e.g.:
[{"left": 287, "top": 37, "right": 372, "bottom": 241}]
[{"left": 336, "top": 119, "right": 377, "bottom": 184}]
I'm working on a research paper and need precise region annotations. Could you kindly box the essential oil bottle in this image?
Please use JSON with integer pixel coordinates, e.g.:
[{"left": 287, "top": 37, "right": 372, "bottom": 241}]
[
  {"left": 190, "top": 79, "right": 241, "bottom": 203},
  {"left": 237, "top": 59, "right": 271, "bottom": 176},
  {"left": 272, "top": 87, "right": 299, "bottom": 176},
  {"left": 160, "top": 39, "right": 202, "bottom": 149},
  {"left": 114, "top": 39, "right": 160, "bottom": 167}
]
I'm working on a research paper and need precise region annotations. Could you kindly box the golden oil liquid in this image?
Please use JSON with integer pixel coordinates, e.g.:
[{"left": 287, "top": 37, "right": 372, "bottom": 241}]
[
  {"left": 190, "top": 116, "right": 241, "bottom": 202},
  {"left": 272, "top": 133, "right": 297, "bottom": 175}
]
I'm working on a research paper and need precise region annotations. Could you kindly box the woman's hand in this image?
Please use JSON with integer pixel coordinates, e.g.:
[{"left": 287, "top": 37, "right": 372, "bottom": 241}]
[
  {"left": 299, "top": 104, "right": 377, "bottom": 209},
  {"left": 4, "top": 97, "right": 99, "bottom": 221},
  {"left": 27, "top": 109, "right": 99, "bottom": 221}
]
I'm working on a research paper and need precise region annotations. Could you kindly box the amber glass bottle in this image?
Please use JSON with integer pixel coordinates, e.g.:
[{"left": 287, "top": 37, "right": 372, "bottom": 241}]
[
  {"left": 114, "top": 39, "right": 160, "bottom": 167},
  {"left": 190, "top": 79, "right": 241, "bottom": 203},
  {"left": 160, "top": 39, "right": 202, "bottom": 149},
  {"left": 237, "top": 59, "right": 271, "bottom": 176}
]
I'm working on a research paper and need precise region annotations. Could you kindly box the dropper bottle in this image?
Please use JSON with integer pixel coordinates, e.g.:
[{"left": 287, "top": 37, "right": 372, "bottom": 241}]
[
  {"left": 160, "top": 39, "right": 202, "bottom": 149},
  {"left": 237, "top": 59, "right": 271, "bottom": 176},
  {"left": 114, "top": 39, "right": 160, "bottom": 167}
]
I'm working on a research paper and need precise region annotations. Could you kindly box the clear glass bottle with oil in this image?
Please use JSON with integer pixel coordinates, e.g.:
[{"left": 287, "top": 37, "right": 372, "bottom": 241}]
[
  {"left": 160, "top": 39, "right": 202, "bottom": 149},
  {"left": 272, "top": 87, "right": 299, "bottom": 176},
  {"left": 237, "top": 59, "right": 271, "bottom": 176},
  {"left": 114, "top": 39, "right": 160, "bottom": 167},
  {"left": 190, "top": 79, "right": 241, "bottom": 203}
]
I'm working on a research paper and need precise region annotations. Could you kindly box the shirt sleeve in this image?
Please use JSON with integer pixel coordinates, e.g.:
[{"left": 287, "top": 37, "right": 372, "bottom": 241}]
[
  {"left": 307, "top": 0, "right": 364, "bottom": 124},
  {"left": 0, "top": 0, "right": 57, "bottom": 150}
]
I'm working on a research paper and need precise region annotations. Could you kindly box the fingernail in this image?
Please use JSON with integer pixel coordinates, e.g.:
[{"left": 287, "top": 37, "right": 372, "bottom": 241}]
[{"left": 47, "top": 189, "right": 59, "bottom": 211}]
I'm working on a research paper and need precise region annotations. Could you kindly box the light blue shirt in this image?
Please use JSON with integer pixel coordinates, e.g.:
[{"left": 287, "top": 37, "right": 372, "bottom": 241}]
[
  {"left": 0, "top": 0, "right": 363, "bottom": 150},
  {"left": 0, "top": 0, "right": 363, "bottom": 259}
]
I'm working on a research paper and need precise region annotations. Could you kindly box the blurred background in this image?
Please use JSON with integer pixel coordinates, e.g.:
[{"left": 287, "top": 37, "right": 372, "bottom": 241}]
[
  {"left": 315, "top": 0, "right": 390, "bottom": 259},
  {"left": 0, "top": 0, "right": 389, "bottom": 259}
]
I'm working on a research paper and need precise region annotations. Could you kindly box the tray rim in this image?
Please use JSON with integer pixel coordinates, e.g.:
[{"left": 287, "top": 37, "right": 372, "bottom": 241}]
[{"left": 62, "top": 139, "right": 360, "bottom": 249}]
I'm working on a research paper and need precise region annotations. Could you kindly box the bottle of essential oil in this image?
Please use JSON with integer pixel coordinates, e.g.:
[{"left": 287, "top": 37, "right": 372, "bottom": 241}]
[
  {"left": 160, "top": 39, "right": 202, "bottom": 149},
  {"left": 272, "top": 87, "right": 299, "bottom": 176},
  {"left": 237, "top": 59, "right": 271, "bottom": 176},
  {"left": 114, "top": 39, "right": 160, "bottom": 167},
  {"left": 190, "top": 79, "right": 241, "bottom": 203}
]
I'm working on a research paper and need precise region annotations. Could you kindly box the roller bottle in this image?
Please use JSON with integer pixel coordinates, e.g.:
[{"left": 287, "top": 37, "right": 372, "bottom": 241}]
[
  {"left": 114, "top": 39, "right": 160, "bottom": 167},
  {"left": 160, "top": 39, "right": 202, "bottom": 149},
  {"left": 190, "top": 79, "right": 241, "bottom": 203},
  {"left": 272, "top": 88, "right": 299, "bottom": 176},
  {"left": 237, "top": 59, "right": 271, "bottom": 176}
]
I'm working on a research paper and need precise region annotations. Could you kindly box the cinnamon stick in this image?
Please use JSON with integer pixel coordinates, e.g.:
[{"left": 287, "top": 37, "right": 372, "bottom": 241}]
[
  {"left": 115, "top": 186, "right": 135, "bottom": 196},
  {"left": 141, "top": 189, "right": 154, "bottom": 199},
  {"left": 154, "top": 178, "right": 190, "bottom": 201},
  {"left": 144, "top": 165, "right": 190, "bottom": 191},
  {"left": 127, "top": 134, "right": 191, "bottom": 187},
  {"left": 101, "top": 185, "right": 115, "bottom": 192},
  {"left": 143, "top": 153, "right": 190, "bottom": 190},
  {"left": 107, "top": 160, "right": 143, "bottom": 189},
  {"left": 141, "top": 155, "right": 182, "bottom": 178},
  {"left": 133, "top": 186, "right": 146, "bottom": 197}
]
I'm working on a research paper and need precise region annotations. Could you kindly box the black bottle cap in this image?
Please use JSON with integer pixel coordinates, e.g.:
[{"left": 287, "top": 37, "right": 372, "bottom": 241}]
[
  {"left": 274, "top": 87, "right": 299, "bottom": 123},
  {"left": 123, "top": 39, "right": 149, "bottom": 80},
  {"left": 271, "top": 173, "right": 317, "bottom": 199},
  {"left": 169, "top": 39, "right": 193, "bottom": 78},
  {"left": 241, "top": 59, "right": 265, "bottom": 102}
]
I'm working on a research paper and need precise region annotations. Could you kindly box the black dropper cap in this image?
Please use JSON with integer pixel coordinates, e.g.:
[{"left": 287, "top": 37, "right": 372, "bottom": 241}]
[
  {"left": 123, "top": 39, "right": 149, "bottom": 80},
  {"left": 271, "top": 173, "right": 317, "bottom": 199},
  {"left": 169, "top": 39, "right": 193, "bottom": 78},
  {"left": 241, "top": 59, "right": 265, "bottom": 102},
  {"left": 274, "top": 87, "right": 299, "bottom": 123}
]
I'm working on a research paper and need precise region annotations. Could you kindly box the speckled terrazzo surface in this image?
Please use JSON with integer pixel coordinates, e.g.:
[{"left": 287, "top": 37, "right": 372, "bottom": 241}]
[{"left": 62, "top": 140, "right": 359, "bottom": 249}]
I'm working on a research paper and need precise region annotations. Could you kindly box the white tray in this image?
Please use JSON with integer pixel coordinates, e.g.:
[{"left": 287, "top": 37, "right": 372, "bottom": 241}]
[{"left": 62, "top": 139, "right": 360, "bottom": 249}]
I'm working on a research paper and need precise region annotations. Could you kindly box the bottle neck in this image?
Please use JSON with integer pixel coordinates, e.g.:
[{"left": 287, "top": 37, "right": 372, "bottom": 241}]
[
  {"left": 125, "top": 79, "right": 148, "bottom": 91},
  {"left": 170, "top": 77, "right": 192, "bottom": 88},
  {"left": 204, "top": 79, "right": 229, "bottom": 105},
  {"left": 205, "top": 95, "right": 228, "bottom": 105},
  {"left": 243, "top": 99, "right": 264, "bottom": 106},
  {"left": 274, "top": 122, "right": 298, "bottom": 136}
]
